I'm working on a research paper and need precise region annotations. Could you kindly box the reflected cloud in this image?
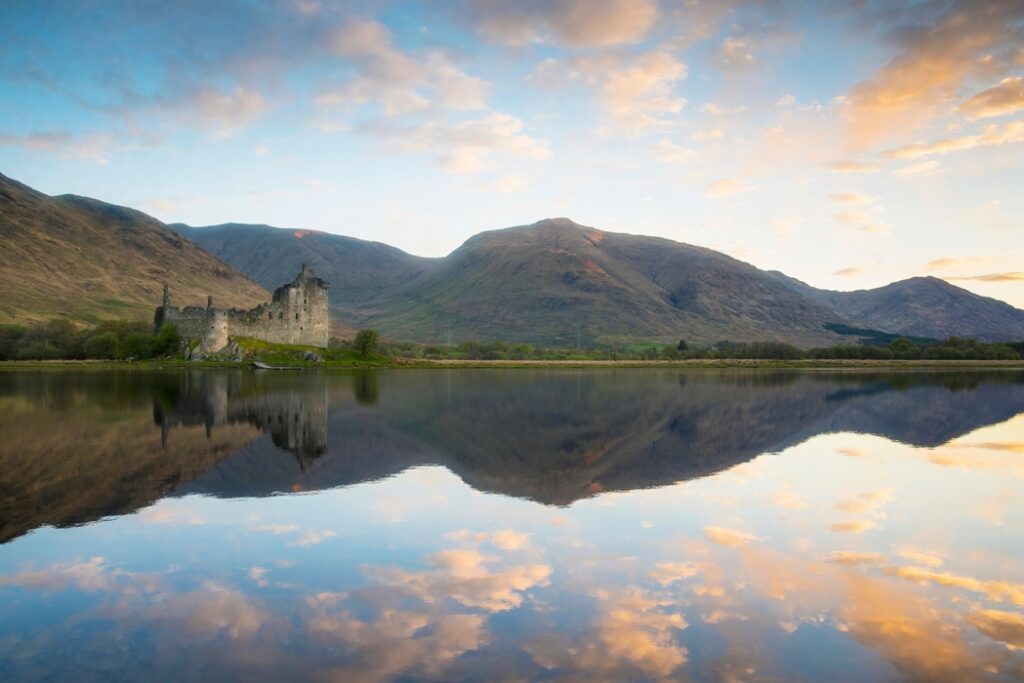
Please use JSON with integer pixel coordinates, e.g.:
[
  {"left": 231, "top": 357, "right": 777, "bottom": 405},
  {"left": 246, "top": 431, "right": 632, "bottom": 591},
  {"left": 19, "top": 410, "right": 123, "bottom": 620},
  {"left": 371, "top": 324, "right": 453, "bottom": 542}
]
[
  {"left": 705, "top": 526, "right": 762, "bottom": 547},
  {"left": 884, "top": 566, "right": 1024, "bottom": 607},
  {"left": 526, "top": 587, "right": 687, "bottom": 680}
]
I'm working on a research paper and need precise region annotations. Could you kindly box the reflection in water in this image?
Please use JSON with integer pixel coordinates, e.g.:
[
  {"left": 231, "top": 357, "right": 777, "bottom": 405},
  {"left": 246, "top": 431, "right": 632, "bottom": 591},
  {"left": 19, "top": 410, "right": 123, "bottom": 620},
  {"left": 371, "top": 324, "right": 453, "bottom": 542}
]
[{"left": 0, "top": 369, "right": 1023, "bottom": 682}]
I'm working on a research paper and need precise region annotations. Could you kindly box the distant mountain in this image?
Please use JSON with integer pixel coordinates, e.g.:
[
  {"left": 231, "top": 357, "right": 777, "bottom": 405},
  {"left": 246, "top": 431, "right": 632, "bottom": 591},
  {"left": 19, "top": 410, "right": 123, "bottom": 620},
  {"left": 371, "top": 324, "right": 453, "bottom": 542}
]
[
  {"left": 170, "top": 222, "right": 436, "bottom": 316},
  {"left": 350, "top": 218, "right": 849, "bottom": 346},
  {"left": 5, "top": 170, "right": 1023, "bottom": 344},
  {"left": 769, "top": 272, "right": 1024, "bottom": 342},
  {"left": 0, "top": 173, "right": 268, "bottom": 324}
]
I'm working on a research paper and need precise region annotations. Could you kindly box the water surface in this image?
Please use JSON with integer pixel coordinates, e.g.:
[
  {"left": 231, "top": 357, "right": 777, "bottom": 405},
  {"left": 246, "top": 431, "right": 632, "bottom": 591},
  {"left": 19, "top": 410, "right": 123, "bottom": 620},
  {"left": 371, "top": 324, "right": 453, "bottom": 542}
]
[{"left": 1, "top": 368, "right": 1022, "bottom": 682}]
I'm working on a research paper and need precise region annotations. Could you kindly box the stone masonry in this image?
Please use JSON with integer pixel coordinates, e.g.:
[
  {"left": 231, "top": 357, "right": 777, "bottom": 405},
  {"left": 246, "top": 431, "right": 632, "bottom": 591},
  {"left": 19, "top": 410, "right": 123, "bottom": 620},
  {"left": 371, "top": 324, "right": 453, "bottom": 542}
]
[{"left": 154, "top": 265, "right": 330, "bottom": 352}]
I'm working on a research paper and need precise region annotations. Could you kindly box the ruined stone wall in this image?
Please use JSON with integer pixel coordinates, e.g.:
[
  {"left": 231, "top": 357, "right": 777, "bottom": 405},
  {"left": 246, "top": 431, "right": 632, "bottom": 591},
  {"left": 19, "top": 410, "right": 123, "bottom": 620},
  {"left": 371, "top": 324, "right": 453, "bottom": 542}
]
[
  {"left": 153, "top": 266, "right": 330, "bottom": 351},
  {"left": 155, "top": 306, "right": 213, "bottom": 341},
  {"left": 225, "top": 273, "right": 329, "bottom": 347}
]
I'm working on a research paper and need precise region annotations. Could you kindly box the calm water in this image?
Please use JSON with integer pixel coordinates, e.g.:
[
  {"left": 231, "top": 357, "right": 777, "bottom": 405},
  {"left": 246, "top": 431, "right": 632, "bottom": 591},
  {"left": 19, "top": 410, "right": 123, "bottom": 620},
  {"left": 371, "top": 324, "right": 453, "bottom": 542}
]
[{"left": 1, "top": 368, "right": 1023, "bottom": 682}]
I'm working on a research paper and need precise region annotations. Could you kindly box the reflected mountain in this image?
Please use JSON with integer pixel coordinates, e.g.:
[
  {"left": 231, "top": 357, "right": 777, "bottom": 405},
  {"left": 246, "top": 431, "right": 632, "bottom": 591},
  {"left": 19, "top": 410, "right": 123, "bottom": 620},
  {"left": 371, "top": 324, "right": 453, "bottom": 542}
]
[{"left": 2, "top": 368, "right": 1023, "bottom": 543}]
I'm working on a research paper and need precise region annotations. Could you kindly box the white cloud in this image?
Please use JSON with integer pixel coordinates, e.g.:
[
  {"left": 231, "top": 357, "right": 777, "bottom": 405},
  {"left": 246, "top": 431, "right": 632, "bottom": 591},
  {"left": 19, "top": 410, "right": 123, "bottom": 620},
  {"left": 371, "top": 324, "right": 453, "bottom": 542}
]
[
  {"left": 531, "top": 51, "right": 687, "bottom": 134},
  {"left": 704, "top": 178, "right": 755, "bottom": 199},
  {"left": 652, "top": 138, "right": 698, "bottom": 163}
]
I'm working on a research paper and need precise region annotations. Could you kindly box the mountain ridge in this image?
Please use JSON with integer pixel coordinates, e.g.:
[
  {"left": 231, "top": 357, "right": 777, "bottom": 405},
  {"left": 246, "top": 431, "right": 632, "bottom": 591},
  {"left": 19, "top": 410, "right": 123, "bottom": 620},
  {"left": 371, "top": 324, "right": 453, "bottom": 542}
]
[
  {"left": 4, "top": 172, "right": 1023, "bottom": 344},
  {"left": 0, "top": 172, "right": 268, "bottom": 324}
]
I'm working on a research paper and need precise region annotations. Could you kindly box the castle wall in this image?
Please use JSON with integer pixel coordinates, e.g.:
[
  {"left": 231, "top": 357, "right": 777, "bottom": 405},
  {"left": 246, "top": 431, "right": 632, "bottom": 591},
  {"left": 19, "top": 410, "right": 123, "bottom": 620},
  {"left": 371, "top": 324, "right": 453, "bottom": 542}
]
[{"left": 154, "top": 266, "right": 330, "bottom": 352}]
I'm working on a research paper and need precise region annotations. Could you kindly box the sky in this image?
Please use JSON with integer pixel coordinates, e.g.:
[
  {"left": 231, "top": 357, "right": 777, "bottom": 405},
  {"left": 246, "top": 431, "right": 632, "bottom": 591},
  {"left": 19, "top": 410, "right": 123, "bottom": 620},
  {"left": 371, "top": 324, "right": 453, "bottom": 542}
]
[{"left": 0, "top": 0, "right": 1022, "bottom": 306}]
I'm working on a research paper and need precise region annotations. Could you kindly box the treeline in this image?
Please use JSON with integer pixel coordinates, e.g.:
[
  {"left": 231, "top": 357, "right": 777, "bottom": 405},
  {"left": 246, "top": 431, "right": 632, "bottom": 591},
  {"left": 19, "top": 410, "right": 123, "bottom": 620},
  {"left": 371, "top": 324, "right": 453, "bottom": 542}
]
[
  {"left": 0, "top": 320, "right": 180, "bottom": 360},
  {"left": 373, "top": 336, "right": 1024, "bottom": 362}
]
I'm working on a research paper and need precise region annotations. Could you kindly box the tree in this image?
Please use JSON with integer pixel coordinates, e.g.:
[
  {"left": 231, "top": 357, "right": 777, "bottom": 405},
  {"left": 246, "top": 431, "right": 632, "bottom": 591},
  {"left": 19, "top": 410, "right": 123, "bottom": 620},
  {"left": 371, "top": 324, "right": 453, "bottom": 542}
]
[
  {"left": 84, "top": 332, "right": 119, "bottom": 359},
  {"left": 676, "top": 339, "right": 688, "bottom": 351},
  {"left": 354, "top": 329, "right": 380, "bottom": 358}
]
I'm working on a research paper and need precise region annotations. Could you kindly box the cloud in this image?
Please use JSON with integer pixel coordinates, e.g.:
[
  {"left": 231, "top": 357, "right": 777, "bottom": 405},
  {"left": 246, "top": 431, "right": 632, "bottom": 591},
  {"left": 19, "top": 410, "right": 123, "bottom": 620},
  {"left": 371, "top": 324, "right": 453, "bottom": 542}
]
[
  {"left": 834, "top": 489, "right": 892, "bottom": 515},
  {"left": 704, "top": 178, "right": 755, "bottom": 199},
  {"left": 287, "top": 529, "right": 338, "bottom": 548},
  {"left": 693, "top": 128, "right": 724, "bottom": 140},
  {"left": 949, "top": 272, "right": 1024, "bottom": 282},
  {"left": 926, "top": 256, "right": 982, "bottom": 271},
  {"left": 833, "top": 209, "right": 890, "bottom": 234},
  {"left": 882, "top": 120, "right": 1024, "bottom": 159},
  {"left": 704, "top": 526, "right": 762, "bottom": 547},
  {"left": 473, "top": 0, "right": 658, "bottom": 48},
  {"left": 890, "top": 159, "right": 941, "bottom": 177},
  {"left": 369, "top": 549, "right": 552, "bottom": 613},
  {"left": 700, "top": 102, "right": 749, "bottom": 116},
  {"left": 652, "top": 138, "right": 698, "bottom": 163},
  {"left": 884, "top": 566, "right": 1024, "bottom": 606},
  {"left": 0, "top": 130, "right": 116, "bottom": 164},
  {"left": 829, "top": 192, "right": 872, "bottom": 204},
  {"left": 833, "top": 266, "right": 865, "bottom": 277},
  {"left": 826, "top": 159, "right": 881, "bottom": 174},
  {"left": 525, "top": 588, "right": 687, "bottom": 679},
  {"left": 960, "top": 76, "right": 1024, "bottom": 119},
  {"left": 181, "top": 86, "right": 267, "bottom": 136},
  {"left": 357, "top": 113, "right": 551, "bottom": 173},
  {"left": 489, "top": 529, "right": 530, "bottom": 550},
  {"left": 830, "top": 520, "right": 876, "bottom": 533},
  {"left": 715, "top": 36, "right": 757, "bottom": 70},
  {"left": 841, "top": 1, "right": 1024, "bottom": 145},
  {"left": 319, "top": 20, "right": 486, "bottom": 118},
  {"left": 827, "top": 551, "right": 886, "bottom": 566},
  {"left": 251, "top": 523, "right": 300, "bottom": 535},
  {"left": 772, "top": 488, "right": 809, "bottom": 510},
  {"left": 310, "top": 607, "right": 489, "bottom": 683},
  {"left": 770, "top": 216, "right": 804, "bottom": 239},
  {"left": 892, "top": 547, "right": 943, "bottom": 568},
  {"left": 966, "top": 609, "right": 1024, "bottom": 649},
  {"left": 531, "top": 50, "right": 687, "bottom": 134},
  {"left": 648, "top": 561, "right": 701, "bottom": 586}
]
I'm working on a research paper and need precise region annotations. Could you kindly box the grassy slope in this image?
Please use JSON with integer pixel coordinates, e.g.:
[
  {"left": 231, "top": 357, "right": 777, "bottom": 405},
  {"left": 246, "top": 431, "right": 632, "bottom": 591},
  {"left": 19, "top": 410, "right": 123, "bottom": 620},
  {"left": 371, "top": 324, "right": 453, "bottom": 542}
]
[{"left": 0, "top": 173, "right": 269, "bottom": 324}]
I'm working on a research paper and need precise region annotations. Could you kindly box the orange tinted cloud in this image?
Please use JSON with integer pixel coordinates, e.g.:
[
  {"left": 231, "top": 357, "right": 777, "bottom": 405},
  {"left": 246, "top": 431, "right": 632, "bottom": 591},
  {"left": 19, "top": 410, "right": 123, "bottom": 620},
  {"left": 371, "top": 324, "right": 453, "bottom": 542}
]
[
  {"left": 842, "top": 1, "right": 1024, "bottom": 146},
  {"left": 882, "top": 120, "right": 1024, "bottom": 159},
  {"left": 961, "top": 76, "right": 1024, "bottom": 119}
]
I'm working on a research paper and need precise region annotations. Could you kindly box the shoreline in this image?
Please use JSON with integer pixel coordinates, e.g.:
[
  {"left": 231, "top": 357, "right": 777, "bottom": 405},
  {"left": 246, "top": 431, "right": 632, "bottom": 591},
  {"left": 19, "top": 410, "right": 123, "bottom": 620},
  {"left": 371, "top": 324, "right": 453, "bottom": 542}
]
[{"left": 2, "top": 358, "right": 1024, "bottom": 371}]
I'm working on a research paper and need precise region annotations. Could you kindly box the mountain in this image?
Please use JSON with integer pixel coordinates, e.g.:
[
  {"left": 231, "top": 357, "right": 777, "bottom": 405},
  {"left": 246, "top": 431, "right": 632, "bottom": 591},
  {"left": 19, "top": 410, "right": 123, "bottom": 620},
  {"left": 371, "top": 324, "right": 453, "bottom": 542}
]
[
  {"left": 349, "top": 218, "right": 849, "bottom": 346},
  {"left": 170, "top": 222, "right": 437, "bottom": 315},
  {"left": 181, "top": 217, "right": 1024, "bottom": 345},
  {"left": 769, "top": 272, "right": 1024, "bottom": 342},
  {"left": 0, "top": 173, "right": 268, "bottom": 324},
  {"left": 5, "top": 170, "right": 1023, "bottom": 344}
]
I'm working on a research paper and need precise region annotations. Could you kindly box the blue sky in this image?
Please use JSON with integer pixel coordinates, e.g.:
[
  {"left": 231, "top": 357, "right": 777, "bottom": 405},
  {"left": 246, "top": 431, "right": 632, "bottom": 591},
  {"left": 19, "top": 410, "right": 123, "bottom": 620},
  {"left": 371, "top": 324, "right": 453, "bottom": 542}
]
[{"left": 1, "top": 0, "right": 1022, "bottom": 305}]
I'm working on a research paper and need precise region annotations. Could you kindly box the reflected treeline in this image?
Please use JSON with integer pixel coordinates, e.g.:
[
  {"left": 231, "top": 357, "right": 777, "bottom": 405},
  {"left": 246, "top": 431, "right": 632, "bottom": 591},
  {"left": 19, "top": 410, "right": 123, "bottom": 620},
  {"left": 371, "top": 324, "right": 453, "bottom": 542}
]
[{"left": 2, "top": 368, "right": 1024, "bottom": 542}]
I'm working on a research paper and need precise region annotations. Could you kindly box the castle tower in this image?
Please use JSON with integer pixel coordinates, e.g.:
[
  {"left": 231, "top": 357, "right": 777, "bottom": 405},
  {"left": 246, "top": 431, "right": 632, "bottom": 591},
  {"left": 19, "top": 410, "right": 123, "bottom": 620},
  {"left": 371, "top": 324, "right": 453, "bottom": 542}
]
[{"left": 162, "top": 283, "right": 170, "bottom": 308}]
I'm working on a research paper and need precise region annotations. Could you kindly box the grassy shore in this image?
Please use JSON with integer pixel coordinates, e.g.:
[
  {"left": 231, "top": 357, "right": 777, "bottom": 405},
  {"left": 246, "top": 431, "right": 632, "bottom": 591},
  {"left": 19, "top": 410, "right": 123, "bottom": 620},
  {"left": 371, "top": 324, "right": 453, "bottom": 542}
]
[{"left": 3, "top": 357, "right": 1024, "bottom": 371}]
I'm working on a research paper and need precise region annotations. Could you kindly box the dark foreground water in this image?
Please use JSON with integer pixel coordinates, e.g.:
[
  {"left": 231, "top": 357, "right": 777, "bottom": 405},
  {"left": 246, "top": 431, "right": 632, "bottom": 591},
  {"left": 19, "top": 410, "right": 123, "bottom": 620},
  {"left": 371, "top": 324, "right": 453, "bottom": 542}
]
[{"left": 0, "top": 368, "right": 1022, "bottom": 682}]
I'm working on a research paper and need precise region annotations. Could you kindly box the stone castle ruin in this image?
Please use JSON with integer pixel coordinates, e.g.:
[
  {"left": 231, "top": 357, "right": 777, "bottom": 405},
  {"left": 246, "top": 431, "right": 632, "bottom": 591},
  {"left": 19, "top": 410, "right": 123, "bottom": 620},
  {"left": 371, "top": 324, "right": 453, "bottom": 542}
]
[{"left": 154, "top": 265, "right": 329, "bottom": 354}]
